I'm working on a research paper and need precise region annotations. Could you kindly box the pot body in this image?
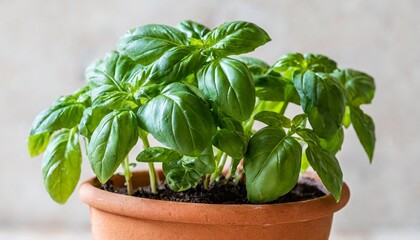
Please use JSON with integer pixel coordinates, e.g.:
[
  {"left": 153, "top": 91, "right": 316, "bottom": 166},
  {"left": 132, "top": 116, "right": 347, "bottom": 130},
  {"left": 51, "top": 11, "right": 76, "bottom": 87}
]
[{"left": 79, "top": 171, "right": 350, "bottom": 240}]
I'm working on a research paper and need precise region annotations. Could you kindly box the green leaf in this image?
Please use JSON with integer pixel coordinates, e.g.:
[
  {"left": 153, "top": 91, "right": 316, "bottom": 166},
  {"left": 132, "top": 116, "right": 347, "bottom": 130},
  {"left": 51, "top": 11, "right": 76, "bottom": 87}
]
[
  {"left": 29, "top": 101, "right": 86, "bottom": 136},
  {"left": 350, "top": 107, "right": 375, "bottom": 162},
  {"left": 212, "top": 129, "right": 247, "bottom": 159},
  {"left": 306, "top": 145, "right": 343, "bottom": 201},
  {"left": 320, "top": 127, "right": 344, "bottom": 154},
  {"left": 204, "top": 21, "right": 271, "bottom": 56},
  {"left": 245, "top": 127, "right": 302, "bottom": 203},
  {"left": 292, "top": 114, "right": 307, "bottom": 127},
  {"left": 85, "top": 51, "right": 140, "bottom": 110},
  {"left": 300, "top": 151, "right": 310, "bottom": 173},
  {"left": 272, "top": 53, "right": 337, "bottom": 79},
  {"left": 42, "top": 129, "right": 82, "bottom": 204},
  {"left": 137, "top": 83, "right": 213, "bottom": 157},
  {"left": 78, "top": 107, "right": 111, "bottom": 139},
  {"left": 146, "top": 46, "right": 204, "bottom": 84},
  {"left": 214, "top": 109, "right": 244, "bottom": 134},
  {"left": 342, "top": 106, "right": 351, "bottom": 128},
  {"left": 332, "top": 69, "right": 375, "bottom": 106},
  {"left": 197, "top": 58, "right": 255, "bottom": 121},
  {"left": 163, "top": 156, "right": 205, "bottom": 192},
  {"left": 237, "top": 57, "right": 270, "bottom": 76},
  {"left": 254, "top": 72, "right": 300, "bottom": 104},
  {"left": 88, "top": 110, "right": 139, "bottom": 183},
  {"left": 295, "top": 128, "right": 321, "bottom": 146},
  {"left": 118, "top": 24, "right": 188, "bottom": 65},
  {"left": 28, "top": 132, "right": 50, "bottom": 157},
  {"left": 136, "top": 147, "right": 182, "bottom": 163},
  {"left": 293, "top": 70, "right": 346, "bottom": 138},
  {"left": 176, "top": 20, "right": 210, "bottom": 40},
  {"left": 254, "top": 111, "right": 292, "bottom": 129}
]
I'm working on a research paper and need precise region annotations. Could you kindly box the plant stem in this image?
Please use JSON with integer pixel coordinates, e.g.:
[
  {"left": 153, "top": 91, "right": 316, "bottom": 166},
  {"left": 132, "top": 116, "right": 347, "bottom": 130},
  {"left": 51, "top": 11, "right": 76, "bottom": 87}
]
[
  {"left": 210, "top": 153, "right": 227, "bottom": 183},
  {"left": 203, "top": 174, "right": 210, "bottom": 190},
  {"left": 233, "top": 171, "right": 244, "bottom": 185},
  {"left": 139, "top": 130, "right": 159, "bottom": 193},
  {"left": 279, "top": 101, "right": 289, "bottom": 115},
  {"left": 224, "top": 157, "right": 234, "bottom": 181},
  {"left": 148, "top": 163, "right": 157, "bottom": 194},
  {"left": 122, "top": 157, "right": 133, "bottom": 195}
]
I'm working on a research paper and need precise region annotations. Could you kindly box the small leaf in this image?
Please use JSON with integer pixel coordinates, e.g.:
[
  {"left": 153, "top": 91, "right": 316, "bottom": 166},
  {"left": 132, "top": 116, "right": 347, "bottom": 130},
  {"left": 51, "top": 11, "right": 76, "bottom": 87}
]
[
  {"left": 136, "top": 147, "right": 182, "bottom": 163},
  {"left": 212, "top": 129, "right": 247, "bottom": 159},
  {"left": 42, "top": 129, "right": 82, "bottom": 204},
  {"left": 245, "top": 127, "right": 302, "bottom": 203},
  {"left": 332, "top": 69, "right": 375, "bottom": 106},
  {"left": 304, "top": 54, "right": 337, "bottom": 73},
  {"left": 118, "top": 24, "right": 188, "bottom": 65},
  {"left": 88, "top": 110, "right": 139, "bottom": 183},
  {"left": 197, "top": 58, "right": 255, "bottom": 121},
  {"left": 254, "top": 111, "right": 292, "bottom": 129},
  {"left": 292, "top": 114, "right": 307, "bottom": 127},
  {"left": 205, "top": 21, "right": 271, "bottom": 56},
  {"left": 137, "top": 83, "right": 213, "bottom": 157},
  {"left": 78, "top": 107, "right": 111, "bottom": 139},
  {"left": 293, "top": 70, "right": 346, "bottom": 138},
  {"left": 237, "top": 57, "right": 270, "bottom": 76},
  {"left": 28, "top": 132, "right": 50, "bottom": 157},
  {"left": 163, "top": 156, "right": 204, "bottom": 192},
  {"left": 306, "top": 145, "right": 343, "bottom": 201},
  {"left": 176, "top": 20, "right": 210, "bottom": 40},
  {"left": 300, "top": 151, "right": 310, "bottom": 173},
  {"left": 350, "top": 107, "right": 375, "bottom": 162}
]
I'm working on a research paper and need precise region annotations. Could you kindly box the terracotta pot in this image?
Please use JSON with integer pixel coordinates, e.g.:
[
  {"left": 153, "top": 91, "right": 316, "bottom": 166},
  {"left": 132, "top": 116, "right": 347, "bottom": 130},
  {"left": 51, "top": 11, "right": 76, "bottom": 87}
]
[{"left": 79, "top": 170, "right": 350, "bottom": 240}]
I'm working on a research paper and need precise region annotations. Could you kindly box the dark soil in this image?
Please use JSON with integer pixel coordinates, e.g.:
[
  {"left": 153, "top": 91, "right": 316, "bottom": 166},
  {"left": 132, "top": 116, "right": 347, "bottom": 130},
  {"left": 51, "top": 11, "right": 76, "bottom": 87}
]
[{"left": 99, "top": 177, "right": 326, "bottom": 204}]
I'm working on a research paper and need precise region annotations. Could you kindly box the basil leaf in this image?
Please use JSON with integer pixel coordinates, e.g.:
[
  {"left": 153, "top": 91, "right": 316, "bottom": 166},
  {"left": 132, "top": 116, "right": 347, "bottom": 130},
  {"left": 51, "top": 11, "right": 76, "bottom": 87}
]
[
  {"left": 245, "top": 127, "right": 302, "bottom": 203},
  {"left": 197, "top": 58, "right": 255, "bottom": 121},
  {"left": 350, "top": 107, "right": 375, "bottom": 162},
  {"left": 295, "top": 128, "right": 321, "bottom": 146},
  {"left": 176, "top": 20, "right": 210, "bottom": 40},
  {"left": 86, "top": 51, "right": 140, "bottom": 110},
  {"left": 320, "top": 127, "right": 344, "bottom": 154},
  {"left": 293, "top": 70, "right": 346, "bottom": 138},
  {"left": 292, "top": 114, "right": 307, "bottom": 127},
  {"left": 163, "top": 156, "right": 206, "bottom": 192},
  {"left": 254, "top": 111, "right": 292, "bottom": 129},
  {"left": 118, "top": 24, "right": 188, "bottom": 65},
  {"left": 254, "top": 73, "right": 300, "bottom": 104},
  {"left": 333, "top": 69, "right": 375, "bottom": 106},
  {"left": 273, "top": 53, "right": 337, "bottom": 79},
  {"left": 306, "top": 145, "right": 343, "bottom": 201},
  {"left": 212, "top": 129, "right": 247, "bottom": 159},
  {"left": 137, "top": 83, "right": 213, "bottom": 157},
  {"left": 42, "top": 129, "right": 82, "bottom": 204},
  {"left": 214, "top": 110, "right": 244, "bottom": 134},
  {"left": 300, "top": 151, "right": 310, "bottom": 173},
  {"left": 147, "top": 46, "right": 204, "bottom": 84},
  {"left": 88, "top": 110, "right": 139, "bottom": 183},
  {"left": 237, "top": 56, "right": 270, "bottom": 76},
  {"left": 78, "top": 107, "right": 111, "bottom": 139},
  {"left": 28, "top": 132, "right": 50, "bottom": 157},
  {"left": 29, "top": 101, "right": 86, "bottom": 136},
  {"left": 136, "top": 147, "right": 182, "bottom": 163},
  {"left": 205, "top": 21, "right": 271, "bottom": 56}
]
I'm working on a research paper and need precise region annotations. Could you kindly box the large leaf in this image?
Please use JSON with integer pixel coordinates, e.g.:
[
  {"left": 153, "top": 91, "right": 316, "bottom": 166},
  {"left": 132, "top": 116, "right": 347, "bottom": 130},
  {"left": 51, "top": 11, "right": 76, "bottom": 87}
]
[
  {"left": 118, "top": 24, "right": 188, "bottom": 65},
  {"left": 88, "top": 110, "right": 139, "bottom": 183},
  {"left": 212, "top": 129, "right": 247, "bottom": 159},
  {"left": 204, "top": 21, "right": 271, "bottom": 56},
  {"left": 29, "top": 101, "right": 86, "bottom": 136},
  {"left": 351, "top": 107, "right": 375, "bottom": 161},
  {"left": 293, "top": 70, "right": 346, "bottom": 138},
  {"left": 146, "top": 46, "right": 204, "bottom": 84},
  {"left": 332, "top": 69, "right": 375, "bottom": 106},
  {"left": 85, "top": 51, "right": 140, "bottom": 110},
  {"left": 78, "top": 107, "right": 111, "bottom": 139},
  {"left": 42, "top": 129, "right": 82, "bottom": 204},
  {"left": 137, "top": 83, "right": 213, "bottom": 157},
  {"left": 136, "top": 147, "right": 182, "bottom": 163},
  {"left": 197, "top": 58, "right": 255, "bottom": 121},
  {"left": 306, "top": 145, "right": 343, "bottom": 201},
  {"left": 176, "top": 20, "right": 210, "bottom": 40},
  {"left": 245, "top": 127, "right": 302, "bottom": 203}
]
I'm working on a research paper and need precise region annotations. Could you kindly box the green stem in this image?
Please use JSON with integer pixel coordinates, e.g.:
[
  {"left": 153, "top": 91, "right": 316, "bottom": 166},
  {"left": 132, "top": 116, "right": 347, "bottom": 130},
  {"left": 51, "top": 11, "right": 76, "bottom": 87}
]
[
  {"left": 210, "top": 153, "right": 227, "bottom": 183},
  {"left": 139, "top": 130, "right": 158, "bottom": 194},
  {"left": 122, "top": 157, "right": 133, "bottom": 195},
  {"left": 203, "top": 174, "right": 210, "bottom": 190},
  {"left": 279, "top": 101, "right": 289, "bottom": 115},
  {"left": 233, "top": 171, "right": 244, "bottom": 185}
]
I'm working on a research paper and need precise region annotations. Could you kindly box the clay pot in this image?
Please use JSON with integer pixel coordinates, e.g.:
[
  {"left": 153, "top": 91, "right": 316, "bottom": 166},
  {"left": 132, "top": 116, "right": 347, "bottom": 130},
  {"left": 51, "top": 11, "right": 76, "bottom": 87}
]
[{"left": 79, "top": 170, "right": 350, "bottom": 240}]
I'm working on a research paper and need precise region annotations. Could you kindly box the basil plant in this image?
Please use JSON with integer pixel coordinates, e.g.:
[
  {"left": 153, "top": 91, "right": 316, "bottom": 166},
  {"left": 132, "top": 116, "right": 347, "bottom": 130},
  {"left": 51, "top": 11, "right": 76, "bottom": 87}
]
[{"left": 28, "top": 20, "right": 375, "bottom": 204}]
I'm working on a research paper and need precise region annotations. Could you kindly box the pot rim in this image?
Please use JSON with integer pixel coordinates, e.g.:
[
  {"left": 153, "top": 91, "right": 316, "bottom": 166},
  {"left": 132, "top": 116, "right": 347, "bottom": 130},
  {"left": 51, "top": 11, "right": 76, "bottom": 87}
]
[{"left": 79, "top": 170, "right": 350, "bottom": 225}]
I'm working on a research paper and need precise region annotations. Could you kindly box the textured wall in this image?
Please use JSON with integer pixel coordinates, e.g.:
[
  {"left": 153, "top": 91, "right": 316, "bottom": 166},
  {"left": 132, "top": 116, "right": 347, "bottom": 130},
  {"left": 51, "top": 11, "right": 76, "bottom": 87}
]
[{"left": 1, "top": 0, "right": 419, "bottom": 235}]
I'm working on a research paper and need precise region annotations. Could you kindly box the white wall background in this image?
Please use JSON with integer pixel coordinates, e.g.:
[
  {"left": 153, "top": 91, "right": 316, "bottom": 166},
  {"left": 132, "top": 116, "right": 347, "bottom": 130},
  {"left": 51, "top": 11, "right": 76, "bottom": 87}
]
[{"left": 1, "top": 0, "right": 419, "bottom": 237}]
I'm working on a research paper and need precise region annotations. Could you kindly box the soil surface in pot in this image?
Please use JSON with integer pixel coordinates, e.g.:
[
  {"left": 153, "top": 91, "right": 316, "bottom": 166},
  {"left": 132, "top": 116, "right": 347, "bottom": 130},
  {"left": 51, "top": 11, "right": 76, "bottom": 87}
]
[{"left": 99, "top": 177, "right": 326, "bottom": 204}]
